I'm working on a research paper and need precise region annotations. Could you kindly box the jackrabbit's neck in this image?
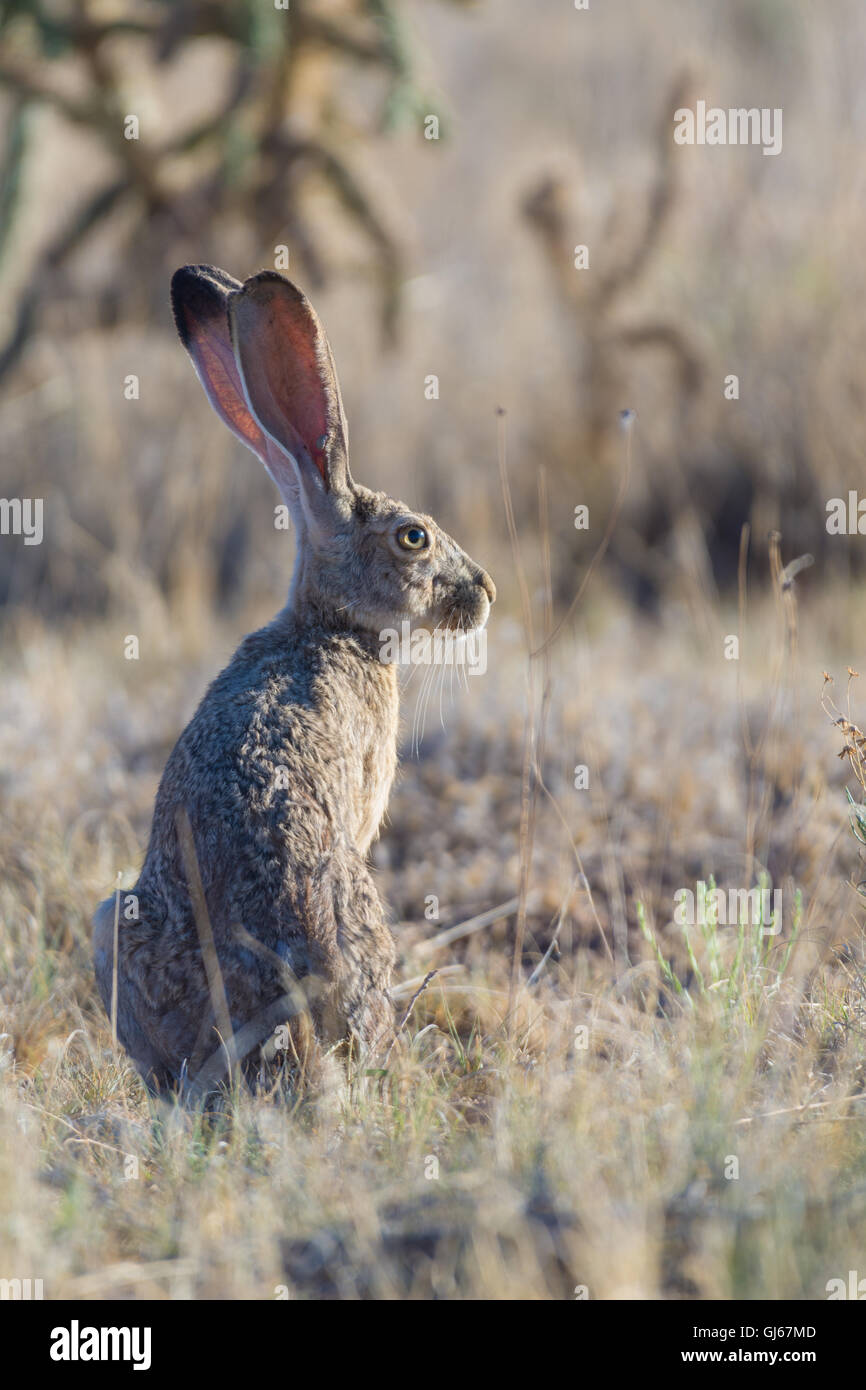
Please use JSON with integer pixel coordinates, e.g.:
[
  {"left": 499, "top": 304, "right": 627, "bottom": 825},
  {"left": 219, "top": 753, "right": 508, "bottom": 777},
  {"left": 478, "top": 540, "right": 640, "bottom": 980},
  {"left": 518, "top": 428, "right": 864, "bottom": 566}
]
[
  {"left": 266, "top": 603, "right": 399, "bottom": 855},
  {"left": 267, "top": 603, "right": 396, "bottom": 694},
  {"left": 285, "top": 546, "right": 337, "bottom": 621},
  {"left": 282, "top": 548, "right": 390, "bottom": 661},
  {"left": 276, "top": 598, "right": 387, "bottom": 661}
]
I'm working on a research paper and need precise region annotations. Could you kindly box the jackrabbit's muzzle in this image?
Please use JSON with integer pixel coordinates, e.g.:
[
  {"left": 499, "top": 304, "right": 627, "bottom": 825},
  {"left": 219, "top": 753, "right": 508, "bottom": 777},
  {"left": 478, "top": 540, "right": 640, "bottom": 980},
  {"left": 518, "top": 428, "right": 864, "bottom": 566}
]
[{"left": 442, "top": 569, "right": 495, "bottom": 631}]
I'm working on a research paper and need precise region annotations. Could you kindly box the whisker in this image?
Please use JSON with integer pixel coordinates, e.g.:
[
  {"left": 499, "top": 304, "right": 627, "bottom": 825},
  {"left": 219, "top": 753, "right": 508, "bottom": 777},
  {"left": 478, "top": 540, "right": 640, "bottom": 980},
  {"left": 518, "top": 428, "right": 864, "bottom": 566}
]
[
  {"left": 412, "top": 654, "right": 437, "bottom": 755},
  {"left": 419, "top": 637, "right": 441, "bottom": 746}
]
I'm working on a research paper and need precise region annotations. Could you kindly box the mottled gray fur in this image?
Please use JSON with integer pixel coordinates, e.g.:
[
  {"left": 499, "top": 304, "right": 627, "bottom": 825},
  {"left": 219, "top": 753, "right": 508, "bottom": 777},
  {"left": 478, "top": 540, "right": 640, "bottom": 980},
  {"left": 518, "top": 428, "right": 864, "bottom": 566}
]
[{"left": 93, "top": 266, "right": 495, "bottom": 1096}]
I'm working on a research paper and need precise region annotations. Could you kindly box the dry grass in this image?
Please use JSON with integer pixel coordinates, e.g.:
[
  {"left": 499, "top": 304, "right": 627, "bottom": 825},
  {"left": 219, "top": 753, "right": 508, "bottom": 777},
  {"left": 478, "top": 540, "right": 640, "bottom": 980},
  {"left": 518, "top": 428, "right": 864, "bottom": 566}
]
[{"left": 2, "top": 558, "right": 866, "bottom": 1299}]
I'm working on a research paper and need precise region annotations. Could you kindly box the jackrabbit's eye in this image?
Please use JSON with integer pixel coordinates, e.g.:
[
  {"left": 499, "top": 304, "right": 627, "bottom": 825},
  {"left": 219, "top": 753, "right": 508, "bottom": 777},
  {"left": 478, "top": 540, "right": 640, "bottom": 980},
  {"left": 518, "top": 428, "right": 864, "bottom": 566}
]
[{"left": 397, "top": 524, "right": 429, "bottom": 552}]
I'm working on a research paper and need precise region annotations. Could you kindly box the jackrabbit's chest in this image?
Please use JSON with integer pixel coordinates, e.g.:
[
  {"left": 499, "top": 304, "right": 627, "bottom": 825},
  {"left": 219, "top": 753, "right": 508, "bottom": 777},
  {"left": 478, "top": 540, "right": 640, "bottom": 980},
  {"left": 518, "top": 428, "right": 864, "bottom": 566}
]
[
  {"left": 354, "top": 736, "right": 397, "bottom": 853},
  {"left": 237, "top": 660, "right": 398, "bottom": 856}
]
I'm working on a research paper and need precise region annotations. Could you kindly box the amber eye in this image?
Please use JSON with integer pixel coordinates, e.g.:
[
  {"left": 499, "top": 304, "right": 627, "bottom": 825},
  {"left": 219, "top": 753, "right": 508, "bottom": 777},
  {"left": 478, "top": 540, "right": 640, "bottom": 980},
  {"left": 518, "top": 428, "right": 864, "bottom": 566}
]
[{"left": 397, "top": 523, "right": 429, "bottom": 552}]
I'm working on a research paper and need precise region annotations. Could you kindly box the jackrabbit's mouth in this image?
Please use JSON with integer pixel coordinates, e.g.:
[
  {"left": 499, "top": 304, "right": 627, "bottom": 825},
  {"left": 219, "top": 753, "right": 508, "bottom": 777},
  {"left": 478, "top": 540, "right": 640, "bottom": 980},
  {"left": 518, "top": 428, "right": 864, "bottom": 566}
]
[{"left": 441, "top": 602, "right": 490, "bottom": 634}]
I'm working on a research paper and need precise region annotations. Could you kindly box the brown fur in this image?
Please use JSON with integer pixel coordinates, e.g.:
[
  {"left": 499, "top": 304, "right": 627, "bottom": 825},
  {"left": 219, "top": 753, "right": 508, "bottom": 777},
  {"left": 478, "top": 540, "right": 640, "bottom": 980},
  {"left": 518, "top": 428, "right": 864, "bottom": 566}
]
[{"left": 93, "top": 267, "right": 494, "bottom": 1096}]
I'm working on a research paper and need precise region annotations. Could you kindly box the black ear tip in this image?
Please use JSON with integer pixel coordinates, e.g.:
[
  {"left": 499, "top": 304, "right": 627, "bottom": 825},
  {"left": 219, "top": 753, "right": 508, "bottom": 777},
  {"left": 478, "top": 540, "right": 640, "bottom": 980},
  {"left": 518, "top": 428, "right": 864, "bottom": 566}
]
[
  {"left": 170, "top": 266, "right": 197, "bottom": 333},
  {"left": 170, "top": 268, "right": 199, "bottom": 345},
  {"left": 171, "top": 264, "right": 197, "bottom": 293},
  {"left": 171, "top": 264, "right": 242, "bottom": 344}
]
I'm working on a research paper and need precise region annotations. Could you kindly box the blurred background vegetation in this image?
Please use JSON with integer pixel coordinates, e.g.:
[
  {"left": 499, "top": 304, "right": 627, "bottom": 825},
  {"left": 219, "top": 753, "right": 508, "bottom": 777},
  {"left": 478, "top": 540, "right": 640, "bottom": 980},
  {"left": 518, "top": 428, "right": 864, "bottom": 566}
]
[{"left": 2, "top": 0, "right": 866, "bottom": 632}]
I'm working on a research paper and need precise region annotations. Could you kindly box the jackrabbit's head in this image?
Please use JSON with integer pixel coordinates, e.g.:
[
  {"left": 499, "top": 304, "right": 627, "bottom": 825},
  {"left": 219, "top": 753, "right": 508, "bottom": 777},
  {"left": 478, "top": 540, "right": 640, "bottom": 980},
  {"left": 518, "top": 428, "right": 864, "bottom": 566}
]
[{"left": 171, "top": 265, "right": 495, "bottom": 639}]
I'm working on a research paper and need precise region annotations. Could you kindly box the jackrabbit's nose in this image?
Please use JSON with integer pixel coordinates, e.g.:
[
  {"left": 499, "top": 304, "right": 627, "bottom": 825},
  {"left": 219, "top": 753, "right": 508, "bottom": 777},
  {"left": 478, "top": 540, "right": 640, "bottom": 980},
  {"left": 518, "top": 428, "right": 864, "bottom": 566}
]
[{"left": 477, "top": 571, "right": 496, "bottom": 604}]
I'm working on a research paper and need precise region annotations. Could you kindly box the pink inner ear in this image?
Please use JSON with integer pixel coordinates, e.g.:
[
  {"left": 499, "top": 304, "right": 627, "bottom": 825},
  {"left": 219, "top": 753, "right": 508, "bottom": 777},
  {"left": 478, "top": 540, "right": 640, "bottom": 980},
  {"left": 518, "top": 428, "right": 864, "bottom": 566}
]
[
  {"left": 260, "top": 313, "right": 333, "bottom": 482},
  {"left": 230, "top": 281, "right": 342, "bottom": 489},
  {"left": 189, "top": 314, "right": 267, "bottom": 456}
]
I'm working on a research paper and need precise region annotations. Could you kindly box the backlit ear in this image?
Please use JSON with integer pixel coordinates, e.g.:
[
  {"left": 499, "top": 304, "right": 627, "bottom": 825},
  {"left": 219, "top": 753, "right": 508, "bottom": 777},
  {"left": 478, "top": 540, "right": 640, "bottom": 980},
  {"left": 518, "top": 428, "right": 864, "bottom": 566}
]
[
  {"left": 170, "top": 265, "right": 302, "bottom": 506},
  {"left": 170, "top": 265, "right": 267, "bottom": 456},
  {"left": 227, "top": 271, "right": 351, "bottom": 496}
]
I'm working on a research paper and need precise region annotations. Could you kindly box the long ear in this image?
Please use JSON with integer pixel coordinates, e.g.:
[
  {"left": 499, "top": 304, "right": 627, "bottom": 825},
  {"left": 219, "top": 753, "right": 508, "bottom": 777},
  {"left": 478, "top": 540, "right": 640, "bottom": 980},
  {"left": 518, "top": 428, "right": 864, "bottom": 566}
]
[
  {"left": 227, "top": 271, "right": 352, "bottom": 501},
  {"left": 170, "top": 265, "right": 301, "bottom": 506}
]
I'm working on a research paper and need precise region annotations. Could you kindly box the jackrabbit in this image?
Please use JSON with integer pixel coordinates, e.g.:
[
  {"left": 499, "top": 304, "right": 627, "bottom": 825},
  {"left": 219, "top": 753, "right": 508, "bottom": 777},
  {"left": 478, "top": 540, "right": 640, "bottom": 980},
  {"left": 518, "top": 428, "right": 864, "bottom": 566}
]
[{"left": 93, "top": 265, "right": 495, "bottom": 1096}]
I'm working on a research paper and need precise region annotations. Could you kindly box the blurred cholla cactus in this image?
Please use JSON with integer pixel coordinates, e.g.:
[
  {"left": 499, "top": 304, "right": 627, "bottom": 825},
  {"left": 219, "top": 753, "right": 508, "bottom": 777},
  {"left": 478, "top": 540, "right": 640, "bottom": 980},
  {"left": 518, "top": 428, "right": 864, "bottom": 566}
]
[
  {"left": 0, "top": 0, "right": 458, "bottom": 380},
  {"left": 522, "top": 70, "right": 705, "bottom": 475}
]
